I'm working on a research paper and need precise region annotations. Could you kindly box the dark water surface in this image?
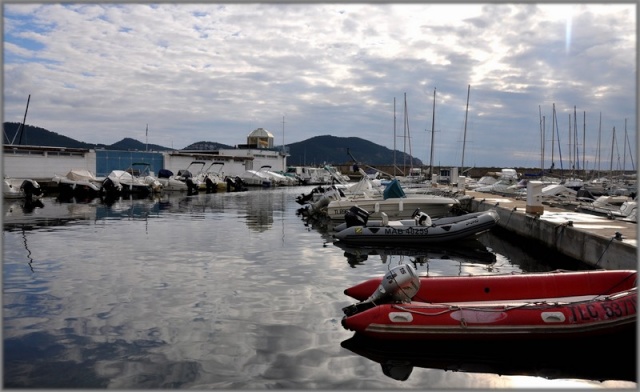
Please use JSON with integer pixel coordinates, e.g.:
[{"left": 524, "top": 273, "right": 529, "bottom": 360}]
[{"left": 3, "top": 187, "right": 636, "bottom": 389}]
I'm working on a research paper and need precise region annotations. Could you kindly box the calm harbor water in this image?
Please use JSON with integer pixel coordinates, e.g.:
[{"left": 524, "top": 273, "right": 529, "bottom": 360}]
[{"left": 3, "top": 186, "right": 636, "bottom": 389}]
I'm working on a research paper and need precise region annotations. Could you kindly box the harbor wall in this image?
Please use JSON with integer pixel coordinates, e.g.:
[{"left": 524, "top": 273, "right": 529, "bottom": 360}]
[{"left": 460, "top": 196, "right": 638, "bottom": 270}]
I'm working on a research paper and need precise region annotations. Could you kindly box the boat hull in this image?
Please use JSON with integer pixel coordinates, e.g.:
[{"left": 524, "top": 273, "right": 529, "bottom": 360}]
[
  {"left": 326, "top": 196, "right": 459, "bottom": 220},
  {"left": 55, "top": 178, "right": 102, "bottom": 199},
  {"left": 342, "top": 270, "right": 638, "bottom": 341},
  {"left": 3, "top": 178, "right": 44, "bottom": 200},
  {"left": 333, "top": 210, "right": 499, "bottom": 245}
]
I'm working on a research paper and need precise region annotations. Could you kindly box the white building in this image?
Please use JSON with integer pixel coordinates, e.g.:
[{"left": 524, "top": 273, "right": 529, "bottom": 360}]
[{"left": 3, "top": 127, "right": 289, "bottom": 182}]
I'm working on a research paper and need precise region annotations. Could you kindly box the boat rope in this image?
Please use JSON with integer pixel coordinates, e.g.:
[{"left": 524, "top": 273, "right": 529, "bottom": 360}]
[
  {"left": 503, "top": 207, "right": 515, "bottom": 226},
  {"left": 595, "top": 235, "right": 621, "bottom": 266},
  {"left": 390, "top": 289, "right": 636, "bottom": 317},
  {"left": 552, "top": 220, "right": 574, "bottom": 251}
]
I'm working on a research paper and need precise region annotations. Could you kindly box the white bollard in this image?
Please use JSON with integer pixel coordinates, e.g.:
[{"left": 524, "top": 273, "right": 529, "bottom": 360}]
[
  {"left": 457, "top": 176, "right": 465, "bottom": 192},
  {"left": 526, "top": 181, "right": 545, "bottom": 215}
]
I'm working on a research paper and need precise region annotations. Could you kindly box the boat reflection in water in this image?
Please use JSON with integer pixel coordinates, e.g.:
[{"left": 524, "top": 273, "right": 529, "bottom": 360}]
[
  {"left": 341, "top": 331, "right": 636, "bottom": 383},
  {"left": 332, "top": 239, "right": 497, "bottom": 268}
]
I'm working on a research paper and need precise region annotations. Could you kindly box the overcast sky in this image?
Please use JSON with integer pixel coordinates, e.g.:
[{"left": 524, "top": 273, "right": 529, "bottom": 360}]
[{"left": 3, "top": 3, "right": 637, "bottom": 169}]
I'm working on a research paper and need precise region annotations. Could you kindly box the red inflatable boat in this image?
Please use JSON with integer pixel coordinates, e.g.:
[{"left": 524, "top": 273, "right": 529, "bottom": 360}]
[{"left": 342, "top": 266, "right": 637, "bottom": 340}]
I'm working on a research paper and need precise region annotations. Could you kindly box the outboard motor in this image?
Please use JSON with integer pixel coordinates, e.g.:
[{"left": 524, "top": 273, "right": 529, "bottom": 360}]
[
  {"left": 345, "top": 205, "right": 369, "bottom": 228},
  {"left": 205, "top": 176, "right": 216, "bottom": 193},
  {"left": 186, "top": 178, "right": 198, "bottom": 195},
  {"left": 101, "top": 177, "right": 121, "bottom": 196},
  {"left": 20, "top": 180, "right": 43, "bottom": 200},
  {"left": 342, "top": 263, "right": 420, "bottom": 316}
]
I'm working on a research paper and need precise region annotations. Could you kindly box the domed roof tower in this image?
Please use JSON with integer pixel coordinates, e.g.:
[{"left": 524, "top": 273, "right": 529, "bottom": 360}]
[{"left": 247, "top": 128, "right": 274, "bottom": 149}]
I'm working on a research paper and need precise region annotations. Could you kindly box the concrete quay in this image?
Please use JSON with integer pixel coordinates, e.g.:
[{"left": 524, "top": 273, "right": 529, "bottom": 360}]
[{"left": 458, "top": 191, "right": 638, "bottom": 271}]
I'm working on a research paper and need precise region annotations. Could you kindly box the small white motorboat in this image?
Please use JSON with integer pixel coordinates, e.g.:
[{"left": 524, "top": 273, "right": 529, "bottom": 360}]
[
  {"left": 102, "top": 169, "right": 152, "bottom": 198},
  {"left": 3, "top": 176, "right": 44, "bottom": 200},
  {"left": 313, "top": 177, "right": 459, "bottom": 220},
  {"left": 239, "top": 169, "right": 273, "bottom": 187},
  {"left": 52, "top": 169, "right": 102, "bottom": 198}
]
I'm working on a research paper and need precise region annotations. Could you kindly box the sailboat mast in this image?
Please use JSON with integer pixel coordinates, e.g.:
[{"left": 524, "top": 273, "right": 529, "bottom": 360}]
[
  {"left": 539, "top": 105, "right": 543, "bottom": 175},
  {"left": 406, "top": 94, "right": 412, "bottom": 172},
  {"left": 393, "top": 97, "right": 396, "bottom": 177},
  {"left": 609, "top": 126, "right": 615, "bottom": 179},
  {"left": 551, "top": 103, "right": 556, "bottom": 169},
  {"left": 282, "top": 115, "right": 285, "bottom": 154},
  {"left": 573, "top": 106, "right": 578, "bottom": 172},
  {"left": 622, "top": 118, "right": 627, "bottom": 172},
  {"left": 429, "top": 88, "right": 436, "bottom": 177},
  {"left": 12, "top": 94, "right": 31, "bottom": 145},
  {"left": 554, "top": 104, "right": 563, "bottom": 171},
  {"left": 461, "top": 84, "right": 470, "bottom": 173},
  {"left": 568, "top": 114, "right": 572, "bottom": 176},
  {"left": 582, "top": 111, "right": 586, "bottom": 174},
  {"left": 624, "top": 119, "right": 635, "bottom": 170},
  {"left": 597, "top": 112, "right": 602, "bottom": 176},
  {"left": 403, "top": 93, "right": 408, "bottom": 173}
]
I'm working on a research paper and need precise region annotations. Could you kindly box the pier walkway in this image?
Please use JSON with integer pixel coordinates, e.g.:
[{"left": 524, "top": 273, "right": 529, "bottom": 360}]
[{"left": 459, "top": 191, "right": 637, "bottom": 271}]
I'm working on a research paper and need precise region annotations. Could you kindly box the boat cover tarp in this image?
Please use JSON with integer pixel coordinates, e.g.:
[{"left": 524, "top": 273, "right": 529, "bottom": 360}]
[
  {"left": 383, "top": 178, "right": 406, "bottom": 200},
  {"left": 66, "top": 169, "right": 97, "bottom": 181},
  {"left": 158, "top": 169, "right": 173, "bottom": 178}
]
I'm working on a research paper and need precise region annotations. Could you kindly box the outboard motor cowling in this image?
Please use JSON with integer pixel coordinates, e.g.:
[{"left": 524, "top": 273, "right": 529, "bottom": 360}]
[
  {"left": 345, "top": 206, "right": 370, "bottom": 228},
  {"left": 342, "top": 263, "right": 420, "bottom": 316},
  {"left": 20, "top": 180, "right": 43, "bottom": 200}
]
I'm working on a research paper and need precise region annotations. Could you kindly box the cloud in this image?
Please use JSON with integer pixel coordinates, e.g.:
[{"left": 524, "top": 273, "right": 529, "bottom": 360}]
[{"left": 3, "top": 3, "right": 636, "bottom": 168}]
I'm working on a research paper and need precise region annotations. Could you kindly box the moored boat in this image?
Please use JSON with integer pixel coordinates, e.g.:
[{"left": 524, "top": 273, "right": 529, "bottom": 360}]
[
  {"left": 101, "top": 169, "right": 152, "bottom": 198},
  {"left": 341, "top": 264, "right": 637, "bottom": 341},
  {"left": 195, "top": 161, "right": 227, "bottom": 192},
  {"left": 333, "top": 207, "right": 499, "bottom": 245},
  {"left": 52, "top": 169, "right": 102, "bottom": 198},
  {"left": 324, "top": 178, "right": 459, "bottom": 220},
  {"left": 238, "top": 168, "right": 273, "bottom": 187},
  {"left": 157, "top": 169, "right": 191, "bottom": 192},
  {"left": 3, "top": 176, "right": 44, "bottom": 200}
]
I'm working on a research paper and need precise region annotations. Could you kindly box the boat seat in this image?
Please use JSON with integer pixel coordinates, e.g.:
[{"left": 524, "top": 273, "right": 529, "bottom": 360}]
[{"left": 379, "top": 212, "right": 407, "bottom": 227}]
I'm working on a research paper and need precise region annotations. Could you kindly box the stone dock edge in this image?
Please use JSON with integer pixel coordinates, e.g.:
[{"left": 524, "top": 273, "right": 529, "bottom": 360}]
[{"left": 460, "top": 191, "right": 638, "bottom": 271}]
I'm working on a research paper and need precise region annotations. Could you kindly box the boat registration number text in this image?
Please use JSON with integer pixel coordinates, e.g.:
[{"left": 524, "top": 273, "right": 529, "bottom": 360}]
[
  {"left": 568, "top": 295, "right": 636, "bottom": 322},
  {"left": 383, "top": 227, "right": 430, "bottom": 235}
]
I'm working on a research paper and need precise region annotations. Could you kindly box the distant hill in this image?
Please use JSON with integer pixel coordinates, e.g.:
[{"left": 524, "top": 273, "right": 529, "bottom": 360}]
[
  {"left": 3, "top": 122, "right": 173, "bottom": 151},
  {"left": 108, "top": 137, "right": 173, "bottom": 151},
  {"left": 283, "top": 135, "right": 422, "bottom": 166},
  {"left": 3, "top": 122, "right": 100, "bottom": 149},
  {"left": 2, "top": 122, "right": 421, "bottom": 166},
  {"left": 183, "top": 141, "right": 234, "bottom": 150}
]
